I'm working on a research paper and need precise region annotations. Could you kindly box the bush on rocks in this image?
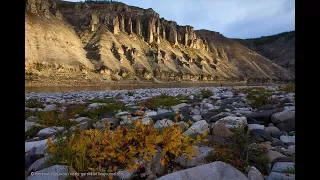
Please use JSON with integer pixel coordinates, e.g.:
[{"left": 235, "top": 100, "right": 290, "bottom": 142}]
[
  {"left": 199, "top": 89, "right": 213, "bottom": 99},
  {"left": 204, "top": 146, "right": 247, "bottom": 172},
  {"left": 247, "top": 143, "right": 269, "bottom": 174},
  {"left": 245, "top": 89, "right": 277, "bottom": 108},
  {"left": 46, "top": 118, "right": 208, "bottom": 178},
  {"left": 25, "top": 125, "right": 47, "bottom": 139},
  {"left": 278, "top": 84, "right": 295, "bottom": 93},
  {"left": 26, "top": 98, "right": 44, "bottom": 108},
  {"left": 141, "top": 94, "right": 183, "bottom": 110},
  {"left": 205, "top": 125, "right": 269, "bottom": 174},
  {"left": 35, "top": 110, "right": 78, "bottom": 130}
]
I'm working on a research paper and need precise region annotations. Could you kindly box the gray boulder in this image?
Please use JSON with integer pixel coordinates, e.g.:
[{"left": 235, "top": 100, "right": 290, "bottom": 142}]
[
  {"left": 156, "top": 161, "right": 249, "bottom": 180},
  {"left": 246, "top": 108, "right": 283, "bottom": 125},
  {"left": 28, "top": 156, "right": 52, "bottom": 174},
  {"left": 248, "top": 166, "right": 264, "bottom": 180},
  {"left": 250, "top": 129, "right": 272, "bottom": 142},
  {"left": 276, "top": 117, "right": 295, "bottom": 132},
  {"left": 272, "top": 162, "right": 295, "bottom": 173},
  {"left": 209, "top": 112, "right": 236, "bottom": 123},
  {"left": 183, "top": 120, "right": 209, "bottom": 136},
  {"left": 37, "top": 127, "right": 64, "bottom": 137},
  {"left": 216, "top": 116, "right": 247, "bottom": 129},
  {"left": 267, "top": 172, "right": 295, "bottom": 180},
  {"left": 271, "top": 111, "right": 295, "bottom": 125}
]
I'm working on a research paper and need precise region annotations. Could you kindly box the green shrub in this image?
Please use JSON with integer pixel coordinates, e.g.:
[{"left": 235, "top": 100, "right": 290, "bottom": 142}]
[
  {"left": 127, "top": 91, "right": 134, "bottom": 96},
  {"left": 25, "top": 125, "right": 47, "bottom": 139},
  {"left": 281, "top": 165, "right": 295, "bottom": 174},
  {"left": 79, "top": 101, "right": 129, "bottom": 118},
  {"left": 204, "top": 146, "right": 247, "bottom": 172},
  {"left": 25, "top": 111, "right": 41, "bottom": 119},
  {"left": 26, "top": 98, "right": 44, "bottom": 108},
  {"left": 247, "top": 143, "right": 269, "bottom": 174},
  {"left": 175, "top": 94, "right": 191, "bottom": 103},
  {"left": 199, "top": 89, "right": 213, "bottom": 99},
  {"left": 35, "top": 111, "right": 78, "bottom": 129},
  {"left": 230, "top": 125, "right": 250, "bottom": 156},
  {"left": 205, "top": 125, "right": 269, "bottom": 174},
  {"left": 278, "top": 84, "right": 295, "bottom": 93},
  {"left": 242, "top": 87, "right": 276, "bottom": 108},
  {"left": 141, "top": 94, "right": 181, "bottom": 110}
]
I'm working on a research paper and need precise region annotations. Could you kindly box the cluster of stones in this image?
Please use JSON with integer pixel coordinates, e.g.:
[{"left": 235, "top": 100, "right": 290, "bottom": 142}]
[{"left": 25, "top": 86, "right": 295, "bottom": 180}]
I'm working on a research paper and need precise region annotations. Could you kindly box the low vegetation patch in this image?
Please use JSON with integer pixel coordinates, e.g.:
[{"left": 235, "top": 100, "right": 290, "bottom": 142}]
[
  {"left": 278, "top": 84, "right": 295, "bottom": 93},
  {"left": 25, "top": 98, "right": 44, "bottom": 108},
  {"left": 35, "top": 110, "right": 78, "bottom": 129},
  {"left": 175, "top": 94, "right": 192, "bottom": 103},
  {"left": 281, "top": 165, "right": 295, "bottom": 174},
  {"left": 205, "top": 125, "right": 269, "bottom": 174},
  {"left": 205, "top": 146, "right": 247, "bottom": 172},
  {"left": 238, "top": 87, "right": 277, "bottom": 108},
  {"left": 47, "top": 119, "right": 208, "bottom": 178},
  {"left": 25, "top": 125, "right": 47, "bottom": 139},
  {"left": 141, "top": 94, "right": 184, "bottom": 110},
  {"left": 80, "top": 101, "right": 130, "bottom": 118},
  {"left": 199, "top": 89, "right": 213, "bottom": 99},
  {"left": 127, "top": 91, "right": 134, "bottom": 96}
]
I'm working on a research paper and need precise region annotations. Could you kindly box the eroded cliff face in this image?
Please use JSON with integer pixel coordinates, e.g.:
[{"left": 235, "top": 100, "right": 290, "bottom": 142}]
[
  {"left": 25, "top": 0, "right": 294, "bottom": 85},
  {"left": 233, "top": 31, "right": 295, "bottom": 74}
]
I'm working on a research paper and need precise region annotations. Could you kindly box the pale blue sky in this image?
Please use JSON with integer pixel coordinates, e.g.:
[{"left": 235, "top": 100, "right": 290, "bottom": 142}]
[{"left": 66, "top": 0, "right": 295, "bottom": 39}]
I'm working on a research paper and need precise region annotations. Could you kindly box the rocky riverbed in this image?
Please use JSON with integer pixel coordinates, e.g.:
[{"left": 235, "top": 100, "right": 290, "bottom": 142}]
[{"left": 25, "top": 86, "right": 295, "bottom": 180}]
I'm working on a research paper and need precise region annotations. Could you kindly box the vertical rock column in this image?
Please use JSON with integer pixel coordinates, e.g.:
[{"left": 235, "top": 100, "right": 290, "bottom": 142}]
[
  {"left": 136, "top": 19, "right": 142, "bottom": 37},
  {"left": 167, "top": 21, "right": 178, "bottom": 45},
  {"left": 184, "top": 26, "right": 189, "bottom": 46},
  {"left": 119, "top": 15, "right": 125, "bottom": 32},
  {"left": 90, "top": 14, "right": 99, "bottom": 32},
  {"left": 126, "top": 16, "right": 133, "bottom": 34},
  {"left": 155, "top": 19, "right": 161, "bottom": 43},
  {"left": 112, "top": 16, "right": 120, "bottom": 34},
  {"left": 147, "top": 18, "right": 156, "bottom": 43}
]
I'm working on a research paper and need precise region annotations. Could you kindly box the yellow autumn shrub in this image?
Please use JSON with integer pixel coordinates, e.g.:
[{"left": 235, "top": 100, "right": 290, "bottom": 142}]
[{"left": 47, "top": 118, "right": 208, "bottom": 176}]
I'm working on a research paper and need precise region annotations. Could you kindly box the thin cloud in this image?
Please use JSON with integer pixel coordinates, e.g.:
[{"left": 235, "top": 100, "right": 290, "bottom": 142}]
[{"left": 66, "top": 0, "right": 295, "bottom": 39}]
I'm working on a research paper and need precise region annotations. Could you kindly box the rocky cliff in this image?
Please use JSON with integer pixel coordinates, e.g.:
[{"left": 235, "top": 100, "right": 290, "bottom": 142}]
[
  {"left": 25, "top": 0, "right": 294, "bottom": 85},
  {"left": 233, "top": 31, "right": 295, "bottom": 73}
]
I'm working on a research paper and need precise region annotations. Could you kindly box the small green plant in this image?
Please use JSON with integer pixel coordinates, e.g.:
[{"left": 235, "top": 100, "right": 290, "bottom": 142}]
[
  {"left": 281, "top": 165, "right": 295, "bottom": 174},
  {"left": 175, "top": 94, "right": 191, "bottom": 103},
  {"left": 25, "top": 125, "right": 47, "bottom": 139},
  {"left": 204, "top": 146, "right": 248, "bottom": 172},
  {"left": 79, "top": 101, "right": 129, "bottom": 118},
  {"left": 242, "top": 87, "right": 277, "bottom": 108},
  {"left": 64, "top": 104, "right": 87, "bottom": 116},
  {"left": 35, "top": 110, "right": 78, "bottom": 129},
  {"left": 25, "top": 111, "right": 42, "bottom": 119},
  {"left": 141, "top": 94, "right": 182, "bottom": 110},
  {"left": 127, "top": 91, "right": 134, "bottom": 96},
  {"left": 205, "top": 125, "right": 269, "bottom": 174},
  {"left": 278, "top": 84, "right": 295, "bottom": 93},
  {"left": 26, "top": 98, "right": 44, "bottom": 108},
  {"left": 199, "top": 89, "right": 213, "bottom": 99},
  {"left": 247, "top": 143, "right": 269, "bottom": 174},
  {"left": 230, "top": 125, "right": 250, "bottom": 157}
]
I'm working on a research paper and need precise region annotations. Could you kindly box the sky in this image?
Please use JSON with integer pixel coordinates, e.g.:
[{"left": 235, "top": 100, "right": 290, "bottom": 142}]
[{"left": 66, "top": 0, "right": 295, "bottom": 39}]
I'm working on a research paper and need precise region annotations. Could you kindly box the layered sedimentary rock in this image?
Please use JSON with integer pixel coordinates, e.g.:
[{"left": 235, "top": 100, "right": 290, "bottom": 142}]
[{"left": 25, "top": 0, "right": 294, "bottom": 85}]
